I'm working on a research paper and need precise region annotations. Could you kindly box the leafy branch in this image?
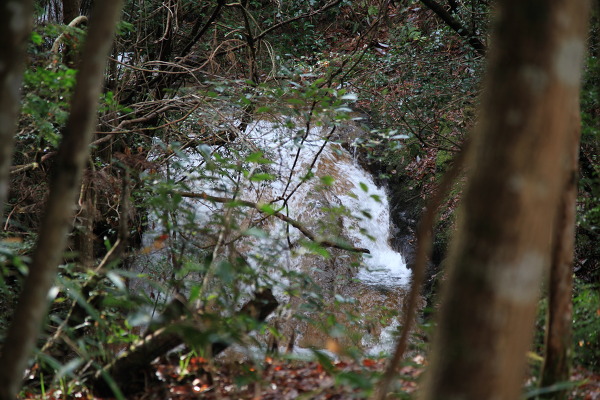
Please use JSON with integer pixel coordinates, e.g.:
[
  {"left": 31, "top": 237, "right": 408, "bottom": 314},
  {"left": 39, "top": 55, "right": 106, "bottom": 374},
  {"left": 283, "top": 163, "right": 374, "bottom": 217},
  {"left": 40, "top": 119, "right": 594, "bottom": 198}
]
[{"left": 177, "top": 190, "right": 371, "bottom": 254}]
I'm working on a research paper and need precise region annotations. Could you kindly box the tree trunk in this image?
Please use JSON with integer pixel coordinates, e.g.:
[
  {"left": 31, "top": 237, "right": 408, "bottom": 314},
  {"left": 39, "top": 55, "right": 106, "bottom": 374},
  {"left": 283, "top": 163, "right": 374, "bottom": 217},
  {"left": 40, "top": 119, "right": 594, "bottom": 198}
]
[
  {"left": 420, "top": 1, "right": 590, "bottom": 400},
  {"left": 62, "top": 0, "right": 80, "bottom": 24},
  {"left": 79, "top": 0, "right": 93, "bottom": 16},
  {"left": 75, "top": 177, "right": 96, "bottom": 269},
  {"left": 0, "top": 2, "right": 124, "bottom": 399},
  {"left": 0, "top": 0, "right": 34, "bottom": 218},
  {"left": 539, "top": 105, "right": 581, "bottom": 399}
]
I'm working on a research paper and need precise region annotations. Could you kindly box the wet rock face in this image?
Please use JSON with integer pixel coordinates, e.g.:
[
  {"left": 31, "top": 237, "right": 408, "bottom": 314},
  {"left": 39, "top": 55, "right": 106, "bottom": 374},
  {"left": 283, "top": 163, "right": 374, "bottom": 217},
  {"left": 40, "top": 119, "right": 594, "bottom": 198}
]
[
  {"left": 362, "top": 166, "right": 421, "bottom": 271},
  {"left": 292, "top": 282, "right": 409, "bottom": 351}
]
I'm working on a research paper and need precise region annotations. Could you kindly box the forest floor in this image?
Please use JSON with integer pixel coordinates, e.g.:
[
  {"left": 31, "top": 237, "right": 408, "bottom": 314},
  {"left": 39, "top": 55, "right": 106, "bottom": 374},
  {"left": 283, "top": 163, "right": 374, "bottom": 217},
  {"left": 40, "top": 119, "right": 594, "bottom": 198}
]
[
  {"left": 127, "top": 355, "right": 600, "bottom": 400},
  {"left": 139, "top": 356, "right": 600, "bottom": 400},
  {"left": 26, "top": 353, "right": 600, "bottom": 400}
]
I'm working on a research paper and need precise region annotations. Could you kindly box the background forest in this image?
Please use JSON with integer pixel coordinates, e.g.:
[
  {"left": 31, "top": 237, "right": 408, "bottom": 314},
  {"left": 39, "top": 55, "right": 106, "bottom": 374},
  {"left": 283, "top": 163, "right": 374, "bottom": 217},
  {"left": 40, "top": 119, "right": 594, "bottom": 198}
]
[{"left": 0, "top": 0, "right": 598, "bottom": 399}]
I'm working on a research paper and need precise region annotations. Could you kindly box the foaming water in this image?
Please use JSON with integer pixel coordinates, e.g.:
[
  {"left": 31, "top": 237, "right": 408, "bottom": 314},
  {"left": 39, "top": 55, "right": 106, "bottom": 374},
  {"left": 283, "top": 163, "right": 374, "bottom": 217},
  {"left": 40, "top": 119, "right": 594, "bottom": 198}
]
[
  {"left": 139, "top": 119, "right": 410, "bottom": 290},
  {"left": 240, "top": 119, "right": 410, "bottom": 287},
  {"left": 338, "top": 166, "right": 409, "bottom": 287}
]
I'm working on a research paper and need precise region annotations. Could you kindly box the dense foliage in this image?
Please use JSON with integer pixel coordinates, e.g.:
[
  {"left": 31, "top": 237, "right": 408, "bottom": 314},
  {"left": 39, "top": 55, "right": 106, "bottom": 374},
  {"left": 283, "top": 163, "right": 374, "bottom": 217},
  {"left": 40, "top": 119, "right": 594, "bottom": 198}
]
[{"left": 0, "top": 0, "right": 598, "bottom": 398}]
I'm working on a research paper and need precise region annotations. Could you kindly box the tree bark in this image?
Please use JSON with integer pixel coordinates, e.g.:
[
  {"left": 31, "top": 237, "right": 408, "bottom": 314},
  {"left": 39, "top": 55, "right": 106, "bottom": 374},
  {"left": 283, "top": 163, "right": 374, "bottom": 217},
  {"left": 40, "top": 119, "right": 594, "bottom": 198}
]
[
  {"left": 539, "top": 105, "right": 581, "bottom": 399},
  {"left": 0, "top": 2, "right": 124, "bottom": 399},
  {"left": 62, "top": 0, "right": 80, "bottom": 24},
  {"left": 0, "top": 0, "right": 34, "bottom": 219},
  {"left": 420, "top": 1, "right": 590, "bottom": 400}
]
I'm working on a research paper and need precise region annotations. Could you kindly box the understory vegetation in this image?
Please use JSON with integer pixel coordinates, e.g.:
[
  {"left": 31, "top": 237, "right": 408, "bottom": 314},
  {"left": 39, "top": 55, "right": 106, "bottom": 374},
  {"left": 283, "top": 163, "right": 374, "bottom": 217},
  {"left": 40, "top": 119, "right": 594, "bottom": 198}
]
[{"left": 0, "top": 0, "right": 598, "bottom": 398}]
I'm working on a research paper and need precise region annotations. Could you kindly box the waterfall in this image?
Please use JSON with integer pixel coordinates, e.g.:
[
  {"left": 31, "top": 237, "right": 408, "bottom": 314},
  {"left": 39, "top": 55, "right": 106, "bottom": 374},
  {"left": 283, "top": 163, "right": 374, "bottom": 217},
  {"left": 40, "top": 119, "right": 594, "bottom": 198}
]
[
  {"left": 130, "top": 118, "right": 412, "bottom": 354},
  {"left": 244, "top": 119, "right": 411, "bottom": 287},
  {"left": 136, "top": 119, "right": 411, "bottom": 292}
]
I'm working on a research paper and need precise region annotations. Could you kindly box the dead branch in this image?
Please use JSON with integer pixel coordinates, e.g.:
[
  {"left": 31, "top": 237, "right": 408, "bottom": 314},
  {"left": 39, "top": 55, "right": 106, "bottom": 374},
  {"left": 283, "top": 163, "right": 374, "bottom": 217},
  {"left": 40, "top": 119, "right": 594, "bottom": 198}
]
[
  {"left": 90, "top": 289, "right": 278, "bottom": 397},
  {"left": 50, "top": 15, "right": 89, "bottom": 54},
  {"left": 420, "top": 0, "right": 486, "bottom": 56}
]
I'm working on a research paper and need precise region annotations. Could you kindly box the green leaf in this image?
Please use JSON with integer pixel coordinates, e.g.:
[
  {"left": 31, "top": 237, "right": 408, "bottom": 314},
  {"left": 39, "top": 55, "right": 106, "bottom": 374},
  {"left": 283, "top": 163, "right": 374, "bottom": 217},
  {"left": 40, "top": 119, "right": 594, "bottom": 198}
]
[
  {"left": 250, "top": 172, "right": 275, "bottom": 182},
  {"left": 524, "top": 381, "right": 585, "bottom": 398},
  {"left": 312, "top": 350, "right": 335, "bottom": 373},
  {"left": 215, "top": 260, "right": 234, "bottom": 284},
  {"left": 258, "top": 203, "right": 277, "bottom": 215},
  {"left": 370, "top": 194, "right": 381, "bottom": 203},
  {"left": 245, "top": 152, "right": 273, "bottom": 164},
  {"left": 286, "top": 98, "right": 305, "bottom": 105},
  {"left": 55, "top": 358, "right": 83, "bottom": 381},
  {"left": 256, "top": 106, "right": 271, "bottom": 113},
  {"left": 359, "top": 182, "right": 369, "bottom": 192},
  {"left": 189, "top": 285, "right": 201, "bottom": 303},
  {"left": 31, "top": 32, "right": 42, "bottom": 45},
  {"left": 302, "top": 171, "right": 315, "bottom": 181},
  {"left": 243, "top": 227, "right": 268, "bottom": 238},
  {"left": 301, "top": 241, "right": 330, "bottom": 258},
  {"left": 320, "top": 175, "right": 335, "bottom": 186},
  {"left": 106, "top": 271, "right": 126, "bottom": 291},
  {"left": 336, "top": 370, "right": 373, "bottom": 390}
]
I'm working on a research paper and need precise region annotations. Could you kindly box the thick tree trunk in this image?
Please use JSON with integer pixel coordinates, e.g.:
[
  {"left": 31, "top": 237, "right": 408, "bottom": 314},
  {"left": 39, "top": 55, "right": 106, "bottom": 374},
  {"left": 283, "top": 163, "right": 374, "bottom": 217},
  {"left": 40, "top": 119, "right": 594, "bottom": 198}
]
[
  {"left": 420, "top": 1, "right": 590, "bottom": 400},
  {"left": 539, "top": 106, "right": 581, "bottom": 399},
  {"left": 62, "top": 0, "right": 80, "bottom": 24},
  {"left": 0, "top": 2, "right": 124, "bottom": 399},
  {"left": 61, "top": 0, "right": 84, "bottom": 67},
  {"left": 0, "top": 1, "right": 34, "bottom": 218}
]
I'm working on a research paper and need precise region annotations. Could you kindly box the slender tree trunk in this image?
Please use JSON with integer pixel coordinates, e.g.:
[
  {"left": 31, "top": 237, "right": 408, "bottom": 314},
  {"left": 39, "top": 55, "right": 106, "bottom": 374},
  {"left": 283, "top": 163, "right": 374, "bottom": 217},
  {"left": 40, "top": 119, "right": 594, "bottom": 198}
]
[
  {"left": 420, "top": 1, "right": 590, "bottom": 400},
  {"left": 539, "top": 105, "right": 581, "bottom": 399},
  {"left": 0, "top": 2, "right": 124, "bottom": 399},
  {"left": 0, "top": 0, "right": 34, "bottom": 219},
  {"left": 75, "top": 177, "right": 96, "bottom": 269}
]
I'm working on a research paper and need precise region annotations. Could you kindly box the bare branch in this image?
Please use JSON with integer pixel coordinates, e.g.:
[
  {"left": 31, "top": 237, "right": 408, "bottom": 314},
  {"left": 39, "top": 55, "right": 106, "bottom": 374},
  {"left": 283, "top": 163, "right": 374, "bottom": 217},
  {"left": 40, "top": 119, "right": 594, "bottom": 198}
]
[{"left": 420, "top": 0, "right": 486, "bottom": 56}]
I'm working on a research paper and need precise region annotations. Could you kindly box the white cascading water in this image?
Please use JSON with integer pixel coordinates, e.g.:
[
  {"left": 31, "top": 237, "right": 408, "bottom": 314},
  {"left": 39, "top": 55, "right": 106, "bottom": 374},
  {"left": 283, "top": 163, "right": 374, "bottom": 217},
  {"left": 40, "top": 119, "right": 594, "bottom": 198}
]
[
  {"left": 334, "top": 152, "right": 409, "bottom": 286},
  {"left": 243, "top": 119, "right": 410, "bottom": 287},
  {"left": 132, "top": 118, "right": 411, "bottom": 355},
  {"left": 139, "top": 119, "right": 411, "bottom": 290}
]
